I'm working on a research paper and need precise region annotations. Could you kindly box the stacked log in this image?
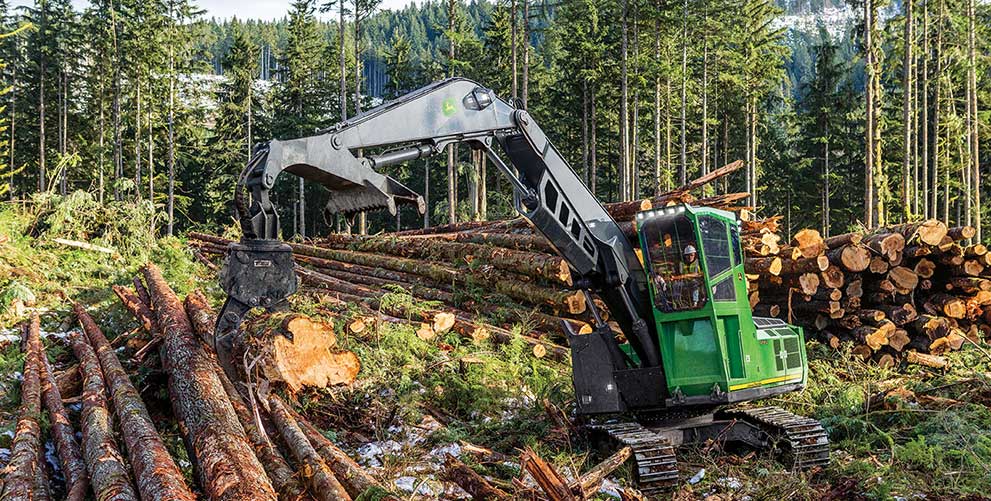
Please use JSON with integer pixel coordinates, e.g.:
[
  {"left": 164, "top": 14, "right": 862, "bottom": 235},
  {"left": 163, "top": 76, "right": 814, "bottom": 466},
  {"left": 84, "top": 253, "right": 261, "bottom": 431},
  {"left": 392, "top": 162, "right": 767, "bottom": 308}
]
[
  {"left": 74, "top": 303, "right": 198, "bottom": 501},
  {"left": 68, "top": 331, "right": 139, "bottom": 500},
  {"left": 748, "top": 221, "right": 988, "bottom": 366}
]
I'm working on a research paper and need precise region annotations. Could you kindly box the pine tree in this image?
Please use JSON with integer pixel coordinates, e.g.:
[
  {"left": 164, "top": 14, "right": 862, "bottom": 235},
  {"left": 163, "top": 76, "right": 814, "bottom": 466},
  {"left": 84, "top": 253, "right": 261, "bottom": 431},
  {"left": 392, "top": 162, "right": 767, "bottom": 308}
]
[
  {"left": 384, "top": 29, "right": 416, "bottom": 99},
  {"left": 205, "top": 22, "right": 259, "bottom": 227},
  {"left": 276, "top": 0, "right": 328, "bottom": 237}
]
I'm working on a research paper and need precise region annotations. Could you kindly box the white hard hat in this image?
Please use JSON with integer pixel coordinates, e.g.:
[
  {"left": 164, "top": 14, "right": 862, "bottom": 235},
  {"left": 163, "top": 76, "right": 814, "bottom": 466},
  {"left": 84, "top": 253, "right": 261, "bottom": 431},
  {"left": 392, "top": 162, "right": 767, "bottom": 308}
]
[{"left": 683, "top": 245, "right": 697, "bottom": 255}]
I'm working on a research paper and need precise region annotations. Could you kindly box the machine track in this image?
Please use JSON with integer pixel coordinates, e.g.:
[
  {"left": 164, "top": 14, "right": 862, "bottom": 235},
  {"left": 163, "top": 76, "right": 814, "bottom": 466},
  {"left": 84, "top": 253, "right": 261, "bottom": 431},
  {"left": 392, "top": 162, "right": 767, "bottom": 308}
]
[
  {"left": 722, "top": 406, "right": 830, "bottom": 470},
  {"left": 586, "top": 422, "right": 679, "bottom": 496}
]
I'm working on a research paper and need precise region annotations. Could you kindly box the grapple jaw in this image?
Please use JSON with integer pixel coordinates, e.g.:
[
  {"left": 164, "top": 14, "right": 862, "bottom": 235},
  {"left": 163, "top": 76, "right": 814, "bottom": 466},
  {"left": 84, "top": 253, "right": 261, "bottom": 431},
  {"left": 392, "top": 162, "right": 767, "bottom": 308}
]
[
  {"left": 214, "top": 239, "right": 298, "bottom": 380},
  {"left": 320, "top": 176, "right": 426, "bottom": 221}
]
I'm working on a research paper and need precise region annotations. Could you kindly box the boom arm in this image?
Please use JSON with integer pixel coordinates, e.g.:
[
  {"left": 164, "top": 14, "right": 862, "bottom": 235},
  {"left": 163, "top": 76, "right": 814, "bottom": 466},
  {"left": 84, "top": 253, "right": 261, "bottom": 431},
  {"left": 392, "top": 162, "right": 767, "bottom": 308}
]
[{"left": 221, "top": 78, "right": 661, "bottom": 383}]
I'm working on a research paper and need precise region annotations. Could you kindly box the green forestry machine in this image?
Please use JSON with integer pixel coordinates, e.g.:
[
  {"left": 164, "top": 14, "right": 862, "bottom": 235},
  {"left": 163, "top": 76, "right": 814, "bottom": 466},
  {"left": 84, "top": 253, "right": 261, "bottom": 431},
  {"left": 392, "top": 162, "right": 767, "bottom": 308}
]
[{"left": 214, "top": 78, "right": 829, "bottom": 494}]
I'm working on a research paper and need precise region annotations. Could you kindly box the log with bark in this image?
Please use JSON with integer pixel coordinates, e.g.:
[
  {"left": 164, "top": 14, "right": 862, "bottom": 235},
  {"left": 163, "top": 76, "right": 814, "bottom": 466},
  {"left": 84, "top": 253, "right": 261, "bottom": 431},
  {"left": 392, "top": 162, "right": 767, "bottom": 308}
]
[
  {"left": 38, "top": 351, "right": 88, "bottom": 501},
  {"left": 520, "top": 447, "right": 576, "bottom": 501},
  {"left": 297, "top": 267, "right": 570, "bottom": 361},
  {"left": 68, "top": 331, "right": 139, "bottom": 501},
  {"left": 0, "top": 315, "right": 49, "bottom": 501},
  {"left": 183, "top": 293, "right": 310, "bottom": 501},
  {"left": 439, "top": 454, "right": 511, "bottom": 500},
  {"left": 266, "top": 395, "right": 352, "bottom": 501},
  {"left": 141, "top": 263, "right": 278, "bottom": 501},
  {"left": 308, "top": 234, "right": 574, "bottom": 286},
  {"left": 74, "top": 302, "right": 197, "bottom": 501},
  {"left": 294, "top": 417, "right": 388, "bottom": 499}
]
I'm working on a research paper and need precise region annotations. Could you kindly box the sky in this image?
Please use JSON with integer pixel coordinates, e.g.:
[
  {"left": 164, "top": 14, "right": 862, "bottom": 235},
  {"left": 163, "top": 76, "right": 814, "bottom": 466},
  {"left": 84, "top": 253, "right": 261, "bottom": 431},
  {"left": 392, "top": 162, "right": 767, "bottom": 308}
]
[{"left": 10, "top": 0, "right": 420, "bottom": 20}]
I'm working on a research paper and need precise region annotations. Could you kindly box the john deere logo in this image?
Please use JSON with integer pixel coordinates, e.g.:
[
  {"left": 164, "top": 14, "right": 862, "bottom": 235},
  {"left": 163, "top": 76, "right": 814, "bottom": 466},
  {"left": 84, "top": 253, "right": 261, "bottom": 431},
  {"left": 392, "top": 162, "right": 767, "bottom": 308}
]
[{"left": 442, "top": 97, "right": 458, "bottom": 117}]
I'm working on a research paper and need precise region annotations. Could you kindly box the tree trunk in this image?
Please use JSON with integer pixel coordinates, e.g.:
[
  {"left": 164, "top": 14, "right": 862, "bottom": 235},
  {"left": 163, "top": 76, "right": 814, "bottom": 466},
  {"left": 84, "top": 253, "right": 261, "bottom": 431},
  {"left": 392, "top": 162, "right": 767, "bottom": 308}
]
[
  {"left": 0, "top": 315, "right": 48, "bottom": 501},
  {"left": 141, "top": 264, "right": 278, "bottom": 501},
  {"left": 296, "top": 417, "right": 385, "bottom": 499},
  {"left": 167, "top": 37, "right": 176, "bottom": 236},
  {"left": 315, "top": 234, "right": 573, "bottom": 285},
  {"left": 700, "top": 5, "right": 709, "bottom": 192},
  {"left": 135, "top": 79, "right": 142, "bottom": 198},
  {"left": 112, "top": 4, "right": 122, "bottom": 201},
  {"left": 630, "top": 0, "right": 640, "bottom": 200},
  {"left": 511, "top": 0, "right": 518, "bottom": 100},
  {"left": 864, "top": 0, "right": 875, "bottom": 226},
  {"left": 590, "top": 83, "right": 597, "bottom": 195},
  {"left": 902, "top": 0, "right": 913, "bottom": 220},
  {"left": 8, "top": 39, "right": 16, "bottom": 200},
  {"left": 339, "top": 0, "right": 347, "bottom": 121},
  {"left": 931, "top": 0, "right": 949, "bottom": 221},
  {"left": 266, "top": 395, "right": 352, "bottom": 501},
  {"left": 39, "top": 12, "right": 46, "bottom": 193},
  {"left": 97, "top": 80, "right": 104, "bottom": 203},
  {"left": 654, "top": 11, "right": 661, "bottom": 196},
  {"left": 967, "top": 0, "right": 980, "bottom": 241},
  {"left": 521, "top": 448, "right": 576, "bottom": 501},
  {"left": 618, "top": 0, "right": 629, "bottom": 201},
  {"left": 439, "top": 454, "right": 511, "bottom": 500},
  {"left": 39, "top": 352, "right": 88, "bottom": 501},
  {"left": 921, "top": 0, "right": 929, "bottom": 218},
  {"left": 679, "top": 0, "right": 688, "bottom": 186},
  {"left": 183, "top": 293, "right": 310, "bottom": 501},
  {"left": 68, "top": 331, "right": 139, "bottom": 501},
  {"left": 74, "top": 303, "right": 196, "bottom": 501},
  {"left": 522, "top": 0, "right": 529, "bottom": 108}
]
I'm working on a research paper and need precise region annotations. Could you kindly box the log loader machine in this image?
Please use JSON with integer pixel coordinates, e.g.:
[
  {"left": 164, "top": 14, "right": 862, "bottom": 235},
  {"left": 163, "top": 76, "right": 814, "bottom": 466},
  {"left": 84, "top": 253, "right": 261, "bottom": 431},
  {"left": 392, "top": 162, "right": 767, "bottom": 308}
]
[{"left": 214, "top": 78, "right": 829, "bottom": 495}]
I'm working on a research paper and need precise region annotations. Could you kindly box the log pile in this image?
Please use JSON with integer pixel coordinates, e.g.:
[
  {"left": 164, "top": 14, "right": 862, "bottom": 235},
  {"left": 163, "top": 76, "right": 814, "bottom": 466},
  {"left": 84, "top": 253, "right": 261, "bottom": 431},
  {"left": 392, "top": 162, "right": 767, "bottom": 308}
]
[
  {"left": 1, "top": 268, "right": 652, "bottom": 500},
  {"left": 745, "top": 219, "right": 989, "bottom": 366},
  {"left": 189, "top": 158, "right": 986, "bottom": 368},
  {"left": 0, "top": 272, "right": 394, "bottom": 500}
]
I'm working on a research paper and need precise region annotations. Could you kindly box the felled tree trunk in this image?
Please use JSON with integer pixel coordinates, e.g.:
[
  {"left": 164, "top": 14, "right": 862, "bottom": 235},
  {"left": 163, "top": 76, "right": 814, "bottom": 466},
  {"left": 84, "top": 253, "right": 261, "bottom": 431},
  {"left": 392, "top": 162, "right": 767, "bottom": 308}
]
[
  {"left": 68, "top": 331, "right": 139, "bottom": 501},
  {"left": 295, "top": 417, "right": 388, "bottom": 499},
  {"left": 887, "top": 220, "right": 948, "bottom": 246},
  {"left": 314, "top": 234, "right": 573, "bottom": 286},
  {"left": 570, "top": 446, "right": 633, "bottom": 498},
  {"left": 791, "top": 228, "right": 827, "bottom": 259},
  {"left": 0, "top": 315, "right": 49, "bottom": 501},
  {"left": 38, "top": 353, "right": 87, "bottom": 501},
  {"left": 298, "top": 268, "right": 570, "bottom": 362},
  {"left": 183, "top": 293, "right": 310, "bottom": 501},
  {"left": 827, "top": 245, "right": 871, "bottom": 272},
  {"left": 141, "top": 263, "right": 278, "bottom": 501},
  {"left": 266, "top": 395, "right": 352, "bottom": 501},
  {"left": 520, "top": 448, "right": 576, "bottom": 501},
  {"left": 439, "top": 454, "right": 511, "bottom": 500},
  {"left": 112, "top": 284, "right": 157, "bottom": 335},
  {"left": 74, "top": 302, "right": 196, "bottom": 501},
  {"left": 412, "top": 231, "right": 556, "bottom": 254},
  {"left": 243, "top": 311, "right": 360, "bottom": 391}
]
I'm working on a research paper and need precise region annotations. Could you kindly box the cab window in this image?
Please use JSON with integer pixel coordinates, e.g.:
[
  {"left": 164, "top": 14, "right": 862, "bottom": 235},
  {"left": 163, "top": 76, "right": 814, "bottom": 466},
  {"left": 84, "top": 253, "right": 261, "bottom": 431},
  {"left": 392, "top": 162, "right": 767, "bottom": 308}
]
[
  {"left": 642, "top": 213, "right": 707, "bottom": 312},
  {"left": 699, "top": 216, "right": 732, "bottom": 277}
]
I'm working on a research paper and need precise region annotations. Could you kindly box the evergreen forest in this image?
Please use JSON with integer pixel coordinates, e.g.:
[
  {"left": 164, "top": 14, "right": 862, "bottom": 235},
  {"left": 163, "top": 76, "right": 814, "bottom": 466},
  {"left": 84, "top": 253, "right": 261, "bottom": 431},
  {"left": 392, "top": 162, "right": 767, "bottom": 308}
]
[{"left": 0, "top": 0, "right": 987, "bottom": 240}]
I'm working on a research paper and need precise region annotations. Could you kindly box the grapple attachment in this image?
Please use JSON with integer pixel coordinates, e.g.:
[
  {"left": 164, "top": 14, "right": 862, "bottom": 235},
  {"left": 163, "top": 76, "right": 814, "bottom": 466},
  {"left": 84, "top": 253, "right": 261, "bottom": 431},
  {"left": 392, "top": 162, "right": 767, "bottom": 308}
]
[{"left": 214, "top": 239, "right": 298, "bottom": 379}]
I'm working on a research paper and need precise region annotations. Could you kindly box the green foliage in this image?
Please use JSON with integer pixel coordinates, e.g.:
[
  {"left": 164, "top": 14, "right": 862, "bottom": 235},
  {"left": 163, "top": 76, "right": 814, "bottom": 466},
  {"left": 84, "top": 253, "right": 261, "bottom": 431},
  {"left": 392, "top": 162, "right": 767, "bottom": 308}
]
[{"left": 33, "top": 190, "right": 158, "bottom": 259}]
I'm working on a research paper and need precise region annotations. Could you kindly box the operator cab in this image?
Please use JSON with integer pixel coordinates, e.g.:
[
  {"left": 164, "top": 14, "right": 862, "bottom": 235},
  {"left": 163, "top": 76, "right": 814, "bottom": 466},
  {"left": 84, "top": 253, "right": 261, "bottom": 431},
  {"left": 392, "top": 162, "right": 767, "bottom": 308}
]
[{"left": 634, "top": 204, "right": 807, "bottom": 407}]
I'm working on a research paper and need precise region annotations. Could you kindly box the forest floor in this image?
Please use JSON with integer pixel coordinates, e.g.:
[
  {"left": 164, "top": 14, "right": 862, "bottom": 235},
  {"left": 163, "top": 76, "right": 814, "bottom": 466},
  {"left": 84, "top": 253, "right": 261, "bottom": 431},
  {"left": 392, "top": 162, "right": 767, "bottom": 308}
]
[{"left": 1, "top": 194, "right": 990, "bottom": 500}]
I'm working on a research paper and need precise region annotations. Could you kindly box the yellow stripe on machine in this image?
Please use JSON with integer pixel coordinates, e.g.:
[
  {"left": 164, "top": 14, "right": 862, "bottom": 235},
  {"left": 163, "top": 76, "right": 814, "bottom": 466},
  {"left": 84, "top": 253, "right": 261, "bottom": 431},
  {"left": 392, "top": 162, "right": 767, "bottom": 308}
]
[{"left": 729, "top": 375, "right": 802, "bottom": 391}]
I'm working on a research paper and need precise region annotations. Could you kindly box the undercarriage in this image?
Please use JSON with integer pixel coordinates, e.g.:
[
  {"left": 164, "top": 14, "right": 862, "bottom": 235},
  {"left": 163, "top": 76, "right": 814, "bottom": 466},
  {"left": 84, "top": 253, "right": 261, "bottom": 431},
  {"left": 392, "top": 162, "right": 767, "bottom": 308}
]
[{"left": 586, "top": 407, "right": 830, "bottom": 496}]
